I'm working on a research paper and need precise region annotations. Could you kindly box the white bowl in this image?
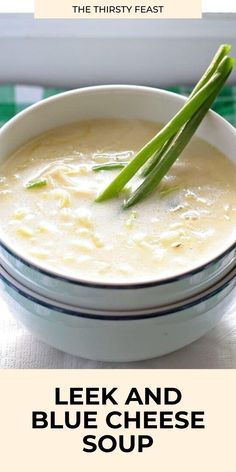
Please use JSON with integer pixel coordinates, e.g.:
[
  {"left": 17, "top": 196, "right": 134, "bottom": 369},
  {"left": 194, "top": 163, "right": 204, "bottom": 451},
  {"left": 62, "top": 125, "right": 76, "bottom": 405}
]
[
  {"left": 0, "top": 85, "right": 235, "bottom": 313},
  {"left": 0, "top": 262, "right": 235, "bottom": 361}
]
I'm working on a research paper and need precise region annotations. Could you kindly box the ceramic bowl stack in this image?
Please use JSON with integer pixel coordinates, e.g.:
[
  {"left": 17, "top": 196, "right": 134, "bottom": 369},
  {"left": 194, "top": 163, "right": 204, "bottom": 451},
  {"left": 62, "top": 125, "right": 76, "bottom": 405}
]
[{"left": 0, "top": 86, "right": 235, "bottom": 361}]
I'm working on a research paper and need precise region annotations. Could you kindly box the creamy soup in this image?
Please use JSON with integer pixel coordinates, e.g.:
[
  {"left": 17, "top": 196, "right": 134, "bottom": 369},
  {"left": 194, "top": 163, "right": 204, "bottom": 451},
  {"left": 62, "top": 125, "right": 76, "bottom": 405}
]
[{"left": 0, "top": 119, "right": 236, "bottom": 282}]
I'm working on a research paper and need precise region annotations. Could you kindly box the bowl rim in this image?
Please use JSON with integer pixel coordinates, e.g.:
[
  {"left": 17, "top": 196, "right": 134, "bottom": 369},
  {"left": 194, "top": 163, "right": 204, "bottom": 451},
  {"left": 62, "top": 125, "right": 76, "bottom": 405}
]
[
  {"left": 0, "top": 235, "right": 235, "bottom": 290},
  {"left": 1, "top": 262, "right": 235, "bottom": 321},
  {"left": 0, "top": 83, "right": 236, "bottom": 290}
]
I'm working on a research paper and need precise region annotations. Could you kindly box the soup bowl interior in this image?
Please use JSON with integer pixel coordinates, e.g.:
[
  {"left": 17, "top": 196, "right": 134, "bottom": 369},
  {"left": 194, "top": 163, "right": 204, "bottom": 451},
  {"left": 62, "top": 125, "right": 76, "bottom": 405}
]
[
  {"left": 0, "top": 85, "right": 236, "bottom": 165},
  {"left": 0, "top": 85, "right": 235, "bottom": 311}
]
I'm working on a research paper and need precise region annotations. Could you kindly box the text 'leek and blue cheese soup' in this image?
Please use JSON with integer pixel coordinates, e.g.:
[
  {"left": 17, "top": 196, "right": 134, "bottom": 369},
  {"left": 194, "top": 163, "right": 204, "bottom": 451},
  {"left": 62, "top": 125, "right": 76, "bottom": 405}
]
[{"left": 0, "top": 119, "right": 236, "bottom": 282}]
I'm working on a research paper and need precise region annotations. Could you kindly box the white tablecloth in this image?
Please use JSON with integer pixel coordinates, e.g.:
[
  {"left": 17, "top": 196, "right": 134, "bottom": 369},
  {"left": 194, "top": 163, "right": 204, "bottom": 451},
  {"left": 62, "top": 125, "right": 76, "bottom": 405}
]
[{"left": 0, "top": 289, "right": 236, "bottom": 369}]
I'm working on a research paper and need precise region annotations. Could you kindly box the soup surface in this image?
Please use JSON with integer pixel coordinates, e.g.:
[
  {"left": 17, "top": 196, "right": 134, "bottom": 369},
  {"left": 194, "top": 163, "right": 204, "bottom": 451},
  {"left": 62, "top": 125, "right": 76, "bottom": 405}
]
[{"left": 0, "top": 119, "right": 236, "bottom": 282}]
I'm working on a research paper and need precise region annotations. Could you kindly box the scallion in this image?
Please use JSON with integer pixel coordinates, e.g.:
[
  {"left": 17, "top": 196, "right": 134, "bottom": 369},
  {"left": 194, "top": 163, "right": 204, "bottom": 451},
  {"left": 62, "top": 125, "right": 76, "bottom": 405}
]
[
  {"left": 92, "top": 162, "right": 128, "bottom": 172},
  {"left": 25, "top": 178, "right": 48, "bottom": 189},
  {"left": 95, "top": 49, "right": 234, "bottom": 207}
]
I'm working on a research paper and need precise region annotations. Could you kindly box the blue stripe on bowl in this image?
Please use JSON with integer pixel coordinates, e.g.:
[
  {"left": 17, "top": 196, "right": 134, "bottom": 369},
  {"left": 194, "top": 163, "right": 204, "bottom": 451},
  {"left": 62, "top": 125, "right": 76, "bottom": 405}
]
[
  {"left": 0, "top": 237, "right": 235, "bottom": 290},
  {"left": 0, "top": 264, "right": 235, "bottom": 321}
]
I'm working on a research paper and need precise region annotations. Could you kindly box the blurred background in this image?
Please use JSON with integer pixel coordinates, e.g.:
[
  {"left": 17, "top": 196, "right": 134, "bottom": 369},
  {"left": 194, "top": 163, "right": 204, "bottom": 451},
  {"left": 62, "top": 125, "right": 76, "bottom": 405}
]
[{"left": 0, "top": 12, "right": 235, "bottom": 88}]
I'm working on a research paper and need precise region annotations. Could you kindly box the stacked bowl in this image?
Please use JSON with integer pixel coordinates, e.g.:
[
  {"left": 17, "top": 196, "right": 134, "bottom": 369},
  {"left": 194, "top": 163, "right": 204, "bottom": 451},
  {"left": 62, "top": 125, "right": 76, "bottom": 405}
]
[{"left": 0, "top": 86, "right": 235, "bottom": 361}]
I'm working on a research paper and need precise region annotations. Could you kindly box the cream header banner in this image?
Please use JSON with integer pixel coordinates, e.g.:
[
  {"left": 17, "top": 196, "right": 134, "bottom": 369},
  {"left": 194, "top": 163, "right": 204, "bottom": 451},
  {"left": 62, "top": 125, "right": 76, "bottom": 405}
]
[{"left": 35, "top": 0, "right": 202, "bottom": 19}]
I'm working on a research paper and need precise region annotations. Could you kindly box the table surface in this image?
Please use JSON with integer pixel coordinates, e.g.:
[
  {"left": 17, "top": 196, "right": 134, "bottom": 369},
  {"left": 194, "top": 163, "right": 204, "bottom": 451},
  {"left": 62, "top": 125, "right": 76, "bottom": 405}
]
[{"left": 1, "top": 288, "right": 236, "bottom": 369}]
